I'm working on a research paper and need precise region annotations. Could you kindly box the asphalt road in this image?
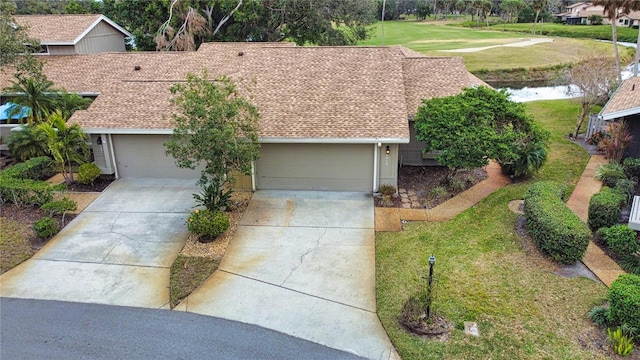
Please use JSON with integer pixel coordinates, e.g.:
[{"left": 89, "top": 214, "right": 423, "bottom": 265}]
[{"left": 1, "top": 298, "right": 365, "bottom": 360}]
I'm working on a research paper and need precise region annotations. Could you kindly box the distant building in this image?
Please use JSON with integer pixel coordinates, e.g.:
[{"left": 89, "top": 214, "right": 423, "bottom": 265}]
[{"left": 13, "top": 14, "right": 132, "bottom": 55}]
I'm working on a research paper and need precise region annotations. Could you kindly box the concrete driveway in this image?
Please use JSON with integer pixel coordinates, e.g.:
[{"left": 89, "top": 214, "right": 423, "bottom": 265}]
[
  {"left": 175, "top": 190, "right": 397, "bottom": 360},
  {"left": 0, "top": 178, "right": 198, "bottom": 308}
]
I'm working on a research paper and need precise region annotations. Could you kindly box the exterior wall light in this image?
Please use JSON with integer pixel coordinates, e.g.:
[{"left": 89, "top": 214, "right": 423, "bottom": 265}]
[{"left": 385, "top": 145, "right": 390, "bottom": 155}]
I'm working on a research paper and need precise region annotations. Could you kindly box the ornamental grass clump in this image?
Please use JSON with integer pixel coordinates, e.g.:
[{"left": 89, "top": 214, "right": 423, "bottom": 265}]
[{"left": 187, "top": 209, "right": 230, "bottom": 242}]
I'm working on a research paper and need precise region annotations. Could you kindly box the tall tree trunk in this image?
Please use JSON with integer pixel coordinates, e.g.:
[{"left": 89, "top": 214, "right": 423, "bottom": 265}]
[
  {"left": 573, "top": 101, "right": 590, "bottom": 138},
  {"left": 635, "top": 23, "right": 639, "bottom": 76},
  {"left": 611, "top": 14, "right": 622, "bottom": 81},
  {"left": 532, "top": 10, "right": 540, "bottom": 35}
]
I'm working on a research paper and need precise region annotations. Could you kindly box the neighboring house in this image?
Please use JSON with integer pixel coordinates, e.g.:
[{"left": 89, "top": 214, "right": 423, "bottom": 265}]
[
  {"left": 617, "top": 11, "right": 640, "bottom": 28},
  {"left": 556, "top": 2, "right": 604, "bottom": 24},
  {"left": 598, "top": 77, "right": 640, "bottom": 158},
  {"left": 12, "top": 14, "right": 131, "bottom": 55},
  {"left": 0, "top": 43, "right": 483, "bottom": 192}
]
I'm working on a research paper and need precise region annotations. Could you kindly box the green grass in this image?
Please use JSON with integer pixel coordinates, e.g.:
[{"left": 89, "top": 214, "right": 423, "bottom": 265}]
[
  {"left": 0, "top": 217, "right": 36, "bottom": 274},
  {"left": 360, "top": 21, "right": 624, "bottom": 72},
  {"left": 490, "top": 23, "right": 640, "bottom": 43},
  {"left": 376, "top": 99, "right": 610, "bottom": 359},
  {"left": 169, "top": 254, "right": 219, "bottom": 308}
]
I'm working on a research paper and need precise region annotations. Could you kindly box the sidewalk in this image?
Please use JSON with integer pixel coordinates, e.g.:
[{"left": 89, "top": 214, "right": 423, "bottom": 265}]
[
  {"left": 375, "top": 162, "right": 510, "bottom": 231},
  {"left": 565, "top": 155, "right": 626, "bottom": 287}
]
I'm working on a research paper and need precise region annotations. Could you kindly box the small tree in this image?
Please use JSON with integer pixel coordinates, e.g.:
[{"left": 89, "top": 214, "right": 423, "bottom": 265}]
[
  {"left": 566, "top": 55, "right": 619, "bottom": 138},
  {"left": 37, "top": 111, "right": 90, "bottom": 184},
  {"left": 165, "top": 71, "right": 260, "bottom": 211},
  {"left": 414, "top": 86, "right": 548, "bottom": 181}
]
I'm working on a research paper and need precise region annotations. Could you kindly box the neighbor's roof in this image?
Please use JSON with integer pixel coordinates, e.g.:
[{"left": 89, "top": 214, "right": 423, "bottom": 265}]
[
  {"left": 0, "top": 43, "right": 478, "bottom": 141},
  {"left": 12, "top": 14, "right": 132, "bottom": 45},
  {"left": 600, "top": 77, "right": 640, "bottom": 120},
  {"left": 621, "top": 11, "right": 640, "bottom": 20}
]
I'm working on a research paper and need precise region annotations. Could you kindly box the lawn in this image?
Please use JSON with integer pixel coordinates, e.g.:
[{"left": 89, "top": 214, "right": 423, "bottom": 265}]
[
  {"left": 491, "top": 23, "right": 640, "bottom": 43},
  {"left": 360, "top": 21, "right": 622, "bottom": 72},
  {"left": 376, "top": 99, "right": 612, "bottom": 359}
]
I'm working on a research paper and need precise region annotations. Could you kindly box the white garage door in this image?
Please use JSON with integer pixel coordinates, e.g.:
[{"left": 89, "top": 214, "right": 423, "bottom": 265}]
[
  {"left": 112, "top": 134, "right": 199, "bottom": 179},
  {"left": 256, "top": 144, "right": 374, "bottom": 191}
]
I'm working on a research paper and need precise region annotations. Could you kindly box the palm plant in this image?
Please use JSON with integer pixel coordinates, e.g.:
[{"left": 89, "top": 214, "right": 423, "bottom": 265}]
[
  {"left": 6, "top": 124, "right": 49, "bottom": 162},
  {"left": 621, "top": 0, "right": 640, "bottom": 76},
  {"left": 531, "top": 0, "right": 547, "bottom": 35},
  {"left": 37, "top": 111, "right": 90, "bottom": 184},
  {"left": 5, "top": 75, "right": 59, "bottom": 124},
  {"left": 55, "top": 89, "right": 92, "bottom": 120},
  {"left": 593, "top": 0, "right": 623, "bottom": 80}
]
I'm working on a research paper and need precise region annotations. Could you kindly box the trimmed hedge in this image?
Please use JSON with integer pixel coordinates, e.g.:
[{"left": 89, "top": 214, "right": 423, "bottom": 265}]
[
  {"left": 524, "top": 181, "right": 591, "bottom": 264},
  {"left": 77, "top": 163, "right": 101, "bottom": 185},
  {"left": 187, "top": 209, "right": 230, "bottom": 241},
  {"left": 588, "top": 187, "right": 626, "bottom": 231},
  {"left": 608, "top": 274, "right": 640, "bottom": 330},
  {"left": 603, "top": 225, "right": 640, "bottom": 257},
  {"left": 0, "top": 157, "right": 60, "bottom": 206}
]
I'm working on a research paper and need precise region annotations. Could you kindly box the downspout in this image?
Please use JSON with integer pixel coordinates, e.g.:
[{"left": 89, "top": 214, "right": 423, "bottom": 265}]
[
  {"left": 107, "top": 133, "right": 119, "bottom": 179},
  {"left": 373, "top": 143, "right": 379, "bottom": 192}
]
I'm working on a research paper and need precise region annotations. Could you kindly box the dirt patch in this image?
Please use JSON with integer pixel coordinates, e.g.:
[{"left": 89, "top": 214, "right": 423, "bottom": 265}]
[{"left": 376, "top": 166, "right": 487, "bottom": 209}]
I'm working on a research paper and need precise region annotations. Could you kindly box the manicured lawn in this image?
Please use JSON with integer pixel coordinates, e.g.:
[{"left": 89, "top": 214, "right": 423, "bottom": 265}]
[
  {"left": 376, "top": 99, "right": 610, "bottom": 359},
  {"left": 360, "top": 21, "right": 621, "bottom": 72},
  {"left": 0, "top": 218, "right": 36, "bottom": 274},
  {"left": 491, "top": 23, "right": 639, "bottom": 43}
]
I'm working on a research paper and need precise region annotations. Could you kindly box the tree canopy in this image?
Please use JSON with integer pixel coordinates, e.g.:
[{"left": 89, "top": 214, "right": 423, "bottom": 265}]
[
  {"left": 164, "top": 71, "right": 260, "bottom": 209},
  {"left": 414, "top": 86, "right": 549, "bottom": 179}
]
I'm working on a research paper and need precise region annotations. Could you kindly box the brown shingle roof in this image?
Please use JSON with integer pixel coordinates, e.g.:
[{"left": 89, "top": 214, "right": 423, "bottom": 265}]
[
  {"left": 1, "top": 43, "right": 476, "bottom": 140},
  {"left": 600, "top": 77, "right": 640, "bottom": 120},
  {"left": 12, "top": 14, "right": 130, "bottom": 44}
]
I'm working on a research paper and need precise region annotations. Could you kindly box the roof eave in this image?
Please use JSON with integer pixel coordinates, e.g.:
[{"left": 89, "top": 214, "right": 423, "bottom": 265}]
[
  {"left": 259, "top": 137, "right": 410, "bottom": 144},
  {"left": 600, "top": 107, "right": 640, "bottom": 121}
]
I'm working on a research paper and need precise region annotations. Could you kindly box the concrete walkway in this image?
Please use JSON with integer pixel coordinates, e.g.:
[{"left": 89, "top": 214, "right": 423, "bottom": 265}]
[
  {"left": 565, "top": 155, "right": 626, "bottom": 287},
  {"left": 176, "top": 190, "right": 398, "bottom": 360},
  {"left": 375, "top": 161, "right": 510, "bottom": 231},
  {"left": 0, "top": 178, "right": 198, "bottom": 308}
]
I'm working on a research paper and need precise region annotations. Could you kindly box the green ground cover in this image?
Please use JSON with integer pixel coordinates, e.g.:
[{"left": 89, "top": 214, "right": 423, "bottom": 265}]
[
  {"left": 491, "top": 23, "right": 639, "bottom": 43},
  {"left": 360, "top": 21, "right": 619, "bottom": 72},
  {"left": 376, "top": 99, "right": 611, "bottom": 359},
  {"left": 0, "top": 218, "right": 35, "bottom": 274}
]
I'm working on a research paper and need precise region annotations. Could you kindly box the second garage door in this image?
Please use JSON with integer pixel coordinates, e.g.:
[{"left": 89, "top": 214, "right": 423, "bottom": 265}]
[{"left": 255, "top": 144, "right": 374, "bottom": 191}]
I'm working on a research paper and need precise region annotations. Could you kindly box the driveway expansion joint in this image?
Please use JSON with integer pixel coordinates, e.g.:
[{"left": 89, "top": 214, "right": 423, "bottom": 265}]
[{"left": 218, "top": 269, "right": 377, "bottom": 314}]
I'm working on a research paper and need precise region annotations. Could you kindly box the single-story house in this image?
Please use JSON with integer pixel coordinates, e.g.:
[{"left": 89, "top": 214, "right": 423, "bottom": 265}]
[
  {"left": 0, "top": 43, "right": 484, "bottom": 192},
  {"left": 13, "top": 14, "right": 132, "bottom": 55},
  {"left": 599, "top": 76, "right": 640, "bottom": 158}
]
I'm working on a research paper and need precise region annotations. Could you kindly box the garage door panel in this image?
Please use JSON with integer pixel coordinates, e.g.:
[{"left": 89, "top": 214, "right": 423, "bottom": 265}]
[
  {"left": 112, "top": 135, "right": 199, "bottom": 179},
  {"left": 256, "top": 144, "right": 373, "bottom": 191}
]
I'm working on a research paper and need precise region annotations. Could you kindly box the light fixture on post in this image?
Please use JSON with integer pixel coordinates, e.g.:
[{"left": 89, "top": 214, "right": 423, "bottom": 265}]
[{"left": 385, "top": 145, "right": 390, "bottom": 155}]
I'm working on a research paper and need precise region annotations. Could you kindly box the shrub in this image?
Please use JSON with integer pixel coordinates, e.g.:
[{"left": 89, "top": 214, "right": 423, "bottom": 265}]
[
  {"left": 41, "top": 198, "right": 77, "bottom": 216},
  {"left": 615, "top": 178, "right": 636, "bottom": 202},
  {"left": 588, "top": 187, "right": 626, "bottom": 231},
  {"left": 589, "top": 306, "right": 611, "bottom": 328},
  {"left": 7, "top": 125, "right": 49, "bottom": 162},
  {"left": 596, "top": 162, "right": 627, "bottom": 188},
  {"left": 603, "top": 225, "right": 640, "bottom": 257},
  {"left": 594, "top": 227, "right": 609, "bottom": 246},
  {"left": 33, "top": 216, "right": 59, "bottom": 239},
  {"left": 623, "top": 157, "right": 640, "bottom": 180},
  {"left": 193, "top": 180, "right": 232, "bottom": 211},
  {"left": 608, "top": 274, "right": 640, "bottom": 330},
  {"left": 379, "top": 184, "right": 396, "bottom": 196},
  {"left": 187, "top": 209, "right": 230, "bottom": 241},
  {"left": 524, "top": 181, "right": 591, "bottom": 264},
  {"left": 0, "top": 177, "right": 55, "bottom": 206},
  {"left": 77, "top": 163, "right": 101, "bottom": 185},
  {"left": 429, "top": 186, "right": 449, "bottom": 199},
  {"left": 621, "top": 256, "right": 640, "bottom": 276},
  {"left": 607, "top": 327, "right": 634, "bottom": 356},
  {"left": 1, "top": 156, "right": 55, "bottom": 181}
]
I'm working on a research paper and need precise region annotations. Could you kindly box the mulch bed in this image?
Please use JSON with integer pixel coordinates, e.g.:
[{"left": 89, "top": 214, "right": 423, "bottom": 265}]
[
  {"left": 66, "top": 175, "right": 115, "bottom": 192},
  {"left": 375, "top": 166, "right": 488, "bottom": 208},
  {"left": 1, "top": 204, "right": 76, "bottom": 250}
]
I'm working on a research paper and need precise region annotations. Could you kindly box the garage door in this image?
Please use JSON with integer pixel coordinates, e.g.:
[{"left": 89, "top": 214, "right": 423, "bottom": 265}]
[
  {"left": 112, "top": 134, "right": 199, "bottom": 179},
  {"left": 256, "top": 144, "right": 373, "bottom": 191}
]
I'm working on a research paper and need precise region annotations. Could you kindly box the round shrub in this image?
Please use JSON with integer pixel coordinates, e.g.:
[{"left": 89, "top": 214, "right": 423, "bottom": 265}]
[
  {"left": 187, "top": 209, "right": 230, "bottom": 241},
  {"left": 77, "top": 163, "right": 101, "bottom": 185},
  {"left": 622, "top": 157, "right": 640, "bottom": 180},
  {"left": 33, "top": 216, "right": 59, "bottom": 239},
  {"left": 604, "top": 225, "right": 640, "bottom": 257},
  {"left": 588, "top": 187, "right": 626, "bottom": 231},
  {"left": 607, "top": 274, "right": 640, "bottom": 330}
]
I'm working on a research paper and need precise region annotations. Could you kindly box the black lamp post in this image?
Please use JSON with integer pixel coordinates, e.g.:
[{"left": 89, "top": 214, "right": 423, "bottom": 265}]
[{"left": 426, "top": 255, "right": 436, "bottom": 320}]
